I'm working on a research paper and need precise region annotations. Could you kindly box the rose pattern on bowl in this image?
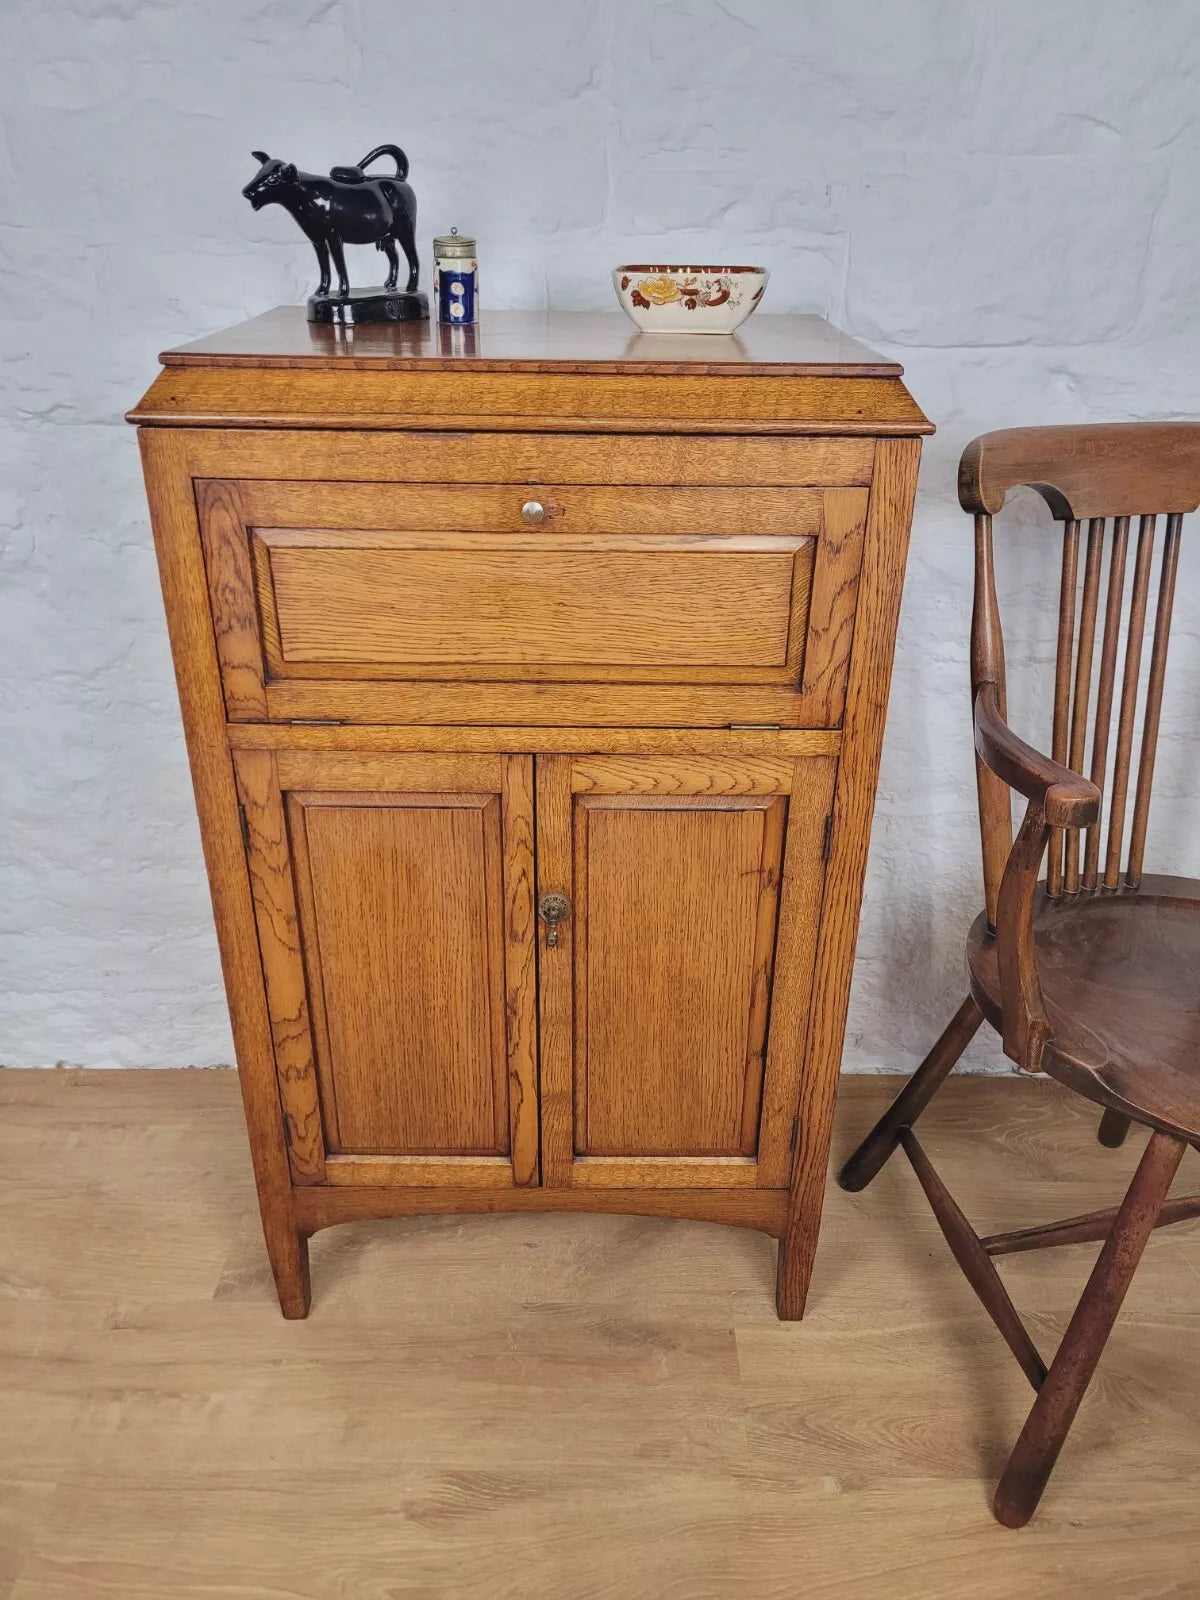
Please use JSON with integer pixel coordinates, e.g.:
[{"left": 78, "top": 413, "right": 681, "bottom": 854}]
[
  {"left": 627, "top": 272, "right": 746, "bottom": 312},
  {"left": 612, "top": 264, "right": 768, "bottom": 333}
]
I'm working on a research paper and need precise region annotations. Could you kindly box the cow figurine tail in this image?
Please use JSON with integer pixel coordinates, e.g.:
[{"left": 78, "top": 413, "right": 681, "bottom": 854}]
[{"left": 357, "top": 144, "right": 409, "bottom": 181}]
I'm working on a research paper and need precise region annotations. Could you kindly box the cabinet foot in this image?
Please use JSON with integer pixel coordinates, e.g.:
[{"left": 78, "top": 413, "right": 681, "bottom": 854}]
[
  {"left": 265, "top": 1224, "right": 311, "bottom": 1319},
  {"left": 774, "top": 1224, "right": 814, "bottom": 1320}
]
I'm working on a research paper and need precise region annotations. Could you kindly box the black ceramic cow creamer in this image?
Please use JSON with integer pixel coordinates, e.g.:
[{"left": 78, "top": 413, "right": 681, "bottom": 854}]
[{"left": 243, "top": 145, "right": 428, "bottom": 324}]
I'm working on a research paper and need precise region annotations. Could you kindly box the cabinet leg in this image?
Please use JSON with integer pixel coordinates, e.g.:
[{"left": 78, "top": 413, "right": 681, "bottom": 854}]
[
  {"left": 775, "top": 1218, "right": 816, "bottom": 1320},
  {"left": 263, "top": 1218, "right": 311, "bottom": 1320}
]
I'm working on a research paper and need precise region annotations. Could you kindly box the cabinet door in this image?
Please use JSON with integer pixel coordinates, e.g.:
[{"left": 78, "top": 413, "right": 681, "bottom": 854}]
[
  {"left": 231, "top": 749, "right": 538, "bottom": 1188},
  {"left": 536, "top": 753, "right": 837, "bottom": 1190}
]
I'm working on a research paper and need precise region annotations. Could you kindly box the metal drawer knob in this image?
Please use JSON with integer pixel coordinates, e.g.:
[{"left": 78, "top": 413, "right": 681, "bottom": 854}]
[{"left": 521, "top": 499, "right": 546, "bottom": 524}]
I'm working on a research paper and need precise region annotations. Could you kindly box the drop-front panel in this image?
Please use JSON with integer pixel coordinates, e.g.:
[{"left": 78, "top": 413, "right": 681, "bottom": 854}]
[{"left": 131, "top": 308, "right": 930, "bottom": 1320}]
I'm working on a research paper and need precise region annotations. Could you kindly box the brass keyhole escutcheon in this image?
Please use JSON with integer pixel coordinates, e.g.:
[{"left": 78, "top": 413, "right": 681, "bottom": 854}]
[{"left": 538, "top": 891, "right": 571, "bottom": 947}]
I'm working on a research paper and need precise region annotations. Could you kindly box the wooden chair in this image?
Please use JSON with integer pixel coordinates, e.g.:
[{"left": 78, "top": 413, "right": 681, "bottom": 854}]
[{"left": 839, "top": 423, "right": 1200, "bottom": 1527}]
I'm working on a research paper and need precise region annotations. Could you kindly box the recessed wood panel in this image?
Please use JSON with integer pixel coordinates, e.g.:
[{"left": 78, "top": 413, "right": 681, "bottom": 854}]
[
  {"left": 260, "top": 531, "right": 808, "bottom": 670},
  {"left": 578, "top": 797, "right": 784, "bottom": 1157},
  {"left": 299, "top": 797, "right": 507, "bottom": 1156}
]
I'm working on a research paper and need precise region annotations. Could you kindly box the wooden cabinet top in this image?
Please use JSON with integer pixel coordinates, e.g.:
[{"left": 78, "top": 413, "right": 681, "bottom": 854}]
[
  {"left": 130, "top": 307, "right": 931, "bottom": 435},
  {"left": 159, "top": 307, "right": 898, "bottom": 377}
]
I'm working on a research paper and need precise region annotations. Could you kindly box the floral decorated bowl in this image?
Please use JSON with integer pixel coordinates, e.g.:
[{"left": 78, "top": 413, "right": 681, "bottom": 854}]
[{"left": 612, "top": 265, "right": 768, "bottom": 334}]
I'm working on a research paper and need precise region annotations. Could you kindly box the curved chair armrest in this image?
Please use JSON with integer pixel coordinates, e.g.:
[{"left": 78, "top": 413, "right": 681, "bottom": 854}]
[
  {"left": 974, "top": 683, "right": 1100, "bottom": 827},
  {"left": 973, "top": 683, "right": 1099, "bottom": 1072}
]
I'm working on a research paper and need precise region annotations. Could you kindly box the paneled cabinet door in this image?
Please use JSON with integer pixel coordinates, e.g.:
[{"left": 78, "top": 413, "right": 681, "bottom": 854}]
[
  {"left": 535, "top": 753, "right": 838, "bottom": 1191},
  {"left": 231, "top": 749, "right": 539, "bottom": 1189}
]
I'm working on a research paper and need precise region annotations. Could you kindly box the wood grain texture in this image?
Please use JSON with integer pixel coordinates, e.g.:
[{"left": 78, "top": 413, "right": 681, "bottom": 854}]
[
  {"left": 130, "top": 367, "right": 933, "bottom": 435},
  {"left": 1104, "top": 515, "right": 1156, "bottom": 888},
  {"left": 263, "top": 680, "right": 833, "bottom": 729},
  {"left": 5, "top": 1069, "right": 1200, "bottom": 1600},
  {"left": 800, "top": 487, "right": 869, "bottom": 725},
  {"left": 322, "top": 1155, "right": 514, "bottom": 1188},
  {"left": 778, "top": 437, "right": 922, "bottom": 1318},
  {"left": 231, "top": 750, "right": 326, "bottom": 1184},
  {"left": 501, "top": 755, "right": 539, "bottom": 1187},
  {"left": 301, "top": 794, "right": 507, "bottom": 1157},
  {"left": 194, "top": 479, "right": 267, "bottom": 718},
  {"left": 261, "top": 531, "right": 808, "bottom": 669},
  {"left": 535, "top": 755, "right": 833, "bottom": 1195},
  {"left": 190, "top": 474, "right": 881, "bottom": 727},
  {"left": 166, "top": 426, "right": 878, "bottom": 487},
  {"left": 970, "top": 513, "right": 1012, "bottom": 928},
  {"left": 570, "top": 1156, "right": 760, "bottom": 1189},
  {"left": 274, "top": 751, "right": 502, "bottom": 792},
  {"left": 959, "top": 421, "right": 1200, "bottom": 518},
  {"left": 534, "top": 755, "right": 576, "bottom": 1188},
  {"left": 568, "top": 755, "right": 796, "bottom": 795},
  {"left": 243, "top": 481, "right": 827, "bottom": 536},
  {"left": 754, "top": 755, "right": 839, "bottom": 1186},
  {"left": 1127, "top": 514, "right": 1182, "bottom": 887},
  {"left": 579, "top": 795, "right": 779, "bottom": 1157},
  {"left": 138, "top": 430, "right": 310, "bottom": 1319},
  {"left": 1083, "top": 515, "right": 1130, "bottom": 889},
  {"left": 295, "top": 1177, "right": 788, "bottom": 1234},
  {"left": 229, "top": 724, "right": 843, "bottom": 757},
  {"left": 155, "top": 306, "right": 908, "bottom": 375}
]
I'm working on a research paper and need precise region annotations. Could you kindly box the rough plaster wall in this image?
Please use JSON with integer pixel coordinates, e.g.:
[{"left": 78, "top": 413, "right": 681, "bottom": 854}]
[{"left": 2, "top": 0, "right": 1197, "bottom": 1070}]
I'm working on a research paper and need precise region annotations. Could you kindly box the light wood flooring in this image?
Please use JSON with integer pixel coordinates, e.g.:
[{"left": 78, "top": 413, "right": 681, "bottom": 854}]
[{"left": 2, "top": 1067, "right": 1198, "bottom": 1599}]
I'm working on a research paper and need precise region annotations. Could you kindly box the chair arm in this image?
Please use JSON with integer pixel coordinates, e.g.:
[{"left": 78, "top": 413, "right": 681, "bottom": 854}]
[
  {"left": 973, "top": 683, "right": 1101, "bottom": 827},
  {"left": 973, "top": 683, "right": 1099, "bottom": 1072}
]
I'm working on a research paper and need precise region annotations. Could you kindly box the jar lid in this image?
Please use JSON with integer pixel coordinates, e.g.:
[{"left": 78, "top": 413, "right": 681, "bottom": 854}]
[{"left": 433, "top": 227, "right": 476, "bottom": 257}]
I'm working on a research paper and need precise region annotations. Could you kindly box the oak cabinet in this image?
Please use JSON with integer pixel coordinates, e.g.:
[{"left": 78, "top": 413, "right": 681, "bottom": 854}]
[{"left": 131, "top": 308, "right": 930, "bottom": 1320}]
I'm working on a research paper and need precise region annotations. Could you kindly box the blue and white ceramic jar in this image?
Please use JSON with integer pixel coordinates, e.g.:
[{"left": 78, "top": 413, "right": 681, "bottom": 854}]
[{"left": 432, "top": 229, "right": 478, "bottom": 324}]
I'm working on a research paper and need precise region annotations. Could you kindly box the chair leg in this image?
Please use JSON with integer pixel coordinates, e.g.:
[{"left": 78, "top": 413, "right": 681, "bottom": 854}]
[
  {"left": 1097, "top": 1108, "right": 1132, "bottom": 1148},
  {"left": 838, "top": 995, "right": 984, "bottom": 1192},
  {"left": 993, "top": 1128, "right": 1186, "bottom": 1528}
]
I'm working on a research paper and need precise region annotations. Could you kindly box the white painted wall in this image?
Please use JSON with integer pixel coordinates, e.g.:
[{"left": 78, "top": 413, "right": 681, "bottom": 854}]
[{"left": 2, "top": 0, "right": 1198, "bottom": 1071}]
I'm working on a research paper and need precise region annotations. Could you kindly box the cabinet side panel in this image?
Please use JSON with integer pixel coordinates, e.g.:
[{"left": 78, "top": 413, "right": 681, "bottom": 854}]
[
  {"left": 300, "top": 798, "right": 505, "bottom": 1155},
  {"left": 778, "top": 436, "right": 922, "bottom": 1316},
  {"left": 137, "top": 429, "right": 309, "bottom": 1315}
]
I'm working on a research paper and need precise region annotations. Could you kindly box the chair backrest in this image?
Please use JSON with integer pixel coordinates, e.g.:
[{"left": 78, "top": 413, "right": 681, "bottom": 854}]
[{"left": 959, "top": 423, "right": 1200, "bottom": 927}]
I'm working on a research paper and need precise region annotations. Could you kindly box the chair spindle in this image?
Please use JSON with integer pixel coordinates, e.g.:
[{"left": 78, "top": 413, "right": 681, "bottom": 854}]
[
  {"left": 1126, "top": 513, "right": 1182, "bottom": 888},
  {"left": 1048, "top": 521, "right": 1080, "bottom": 897},
  {"left": 1082, "top": 516, "right": 1130, "bottom": 889},
  {"left": 1064, "top": 519, "right": 1105, "bottom": 892},
  {"left": 1104, "top": 515, "right": 1157, "bottom": 888}
]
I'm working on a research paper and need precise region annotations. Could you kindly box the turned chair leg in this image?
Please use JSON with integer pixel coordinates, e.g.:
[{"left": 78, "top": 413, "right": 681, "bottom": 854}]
[
  {"left": 993, "top": 1128, "right": 1186, "bottom": 1527},
  {"left": 1097, "top": 1108, "right": 1132, "bottom": 1148},
  {"left": 838, "top": 996, "right": 984, "bottom": 1192}
]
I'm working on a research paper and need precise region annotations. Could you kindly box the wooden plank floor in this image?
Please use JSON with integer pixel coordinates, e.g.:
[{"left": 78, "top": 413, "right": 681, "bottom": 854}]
[{"left": 1, "top": 1067, "right": 1198, "bottom": 1599}]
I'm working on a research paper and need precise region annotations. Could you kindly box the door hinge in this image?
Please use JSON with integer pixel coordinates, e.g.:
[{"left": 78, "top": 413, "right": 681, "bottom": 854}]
[
  {"left": 822, "top": 812, "right": 834, "bottom": 861},
  {"left": 288, "top": 718, "right": 346, "bottom": 726},
  {"left": 728, "top": 723, "right": 781, "bottom": 731},
  {"left": 790, "top": 1115, "right": 799, "bottom": 1153},
  {"left": 237, "top": 803, "right": 250, "bottom": 851}
]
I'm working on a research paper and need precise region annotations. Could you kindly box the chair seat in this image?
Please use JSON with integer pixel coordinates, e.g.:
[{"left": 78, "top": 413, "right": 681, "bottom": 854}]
[{"left": 968, "top": 873, "right": 1200, "bottom": 1141}]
